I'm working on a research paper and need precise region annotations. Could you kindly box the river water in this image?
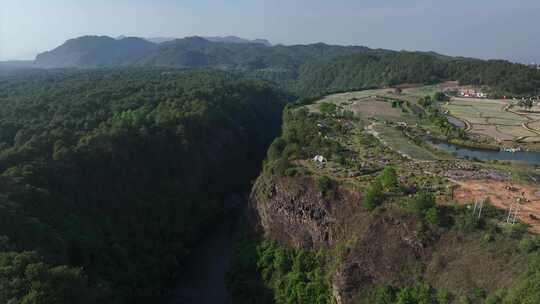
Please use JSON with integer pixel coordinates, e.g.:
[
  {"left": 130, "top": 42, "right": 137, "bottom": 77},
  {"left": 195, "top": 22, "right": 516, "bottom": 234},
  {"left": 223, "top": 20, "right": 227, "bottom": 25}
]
[
  {"left": 432, "top": 141, "right": 540, "bottom": 165},
  {"left": 446, "top": 115, "right": 466, "bottom": 128}
]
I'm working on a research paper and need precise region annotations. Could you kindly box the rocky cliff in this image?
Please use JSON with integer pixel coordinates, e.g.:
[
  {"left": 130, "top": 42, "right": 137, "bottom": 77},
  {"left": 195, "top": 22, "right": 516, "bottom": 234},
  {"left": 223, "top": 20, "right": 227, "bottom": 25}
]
[{"left": 250, "top": 173, "right": 526, "bottom": 303}]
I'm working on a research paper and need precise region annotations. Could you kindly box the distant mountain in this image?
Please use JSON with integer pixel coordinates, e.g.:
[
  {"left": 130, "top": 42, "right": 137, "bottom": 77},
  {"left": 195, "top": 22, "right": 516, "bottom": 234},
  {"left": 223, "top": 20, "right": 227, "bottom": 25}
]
[
  {"left": 204, "top": 36, "right": 272, "bottom": 46},
  {"left": 135, "top": 36, "right": 370, "bottom": 71},
  {"left": 34, "top": 35, "right": 367, "bottom": 70},
  {"left": 30, "top": 35, "right": 540, "bottom": 96},
  {"left": 143, "top": 35, "right": 271, "bottom": 46},
  {"left": 144, "top": 37, "right": 177, "bottom": 44},
  {"left": 35, "top": 36, "right": 156, "bottom": 68}
]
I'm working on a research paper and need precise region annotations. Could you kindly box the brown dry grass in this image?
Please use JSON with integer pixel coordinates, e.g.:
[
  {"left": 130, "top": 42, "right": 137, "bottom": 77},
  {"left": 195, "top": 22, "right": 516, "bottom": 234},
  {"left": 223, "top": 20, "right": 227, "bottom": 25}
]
[
  {"left": 451, "top": 179, "right": 540, "bottom": 233},
  {"left": 470, "top": 125, "right": 514, "bottom": 141},
  {"left": 351, "top": 100, "right": 402, "bottom": 120}
]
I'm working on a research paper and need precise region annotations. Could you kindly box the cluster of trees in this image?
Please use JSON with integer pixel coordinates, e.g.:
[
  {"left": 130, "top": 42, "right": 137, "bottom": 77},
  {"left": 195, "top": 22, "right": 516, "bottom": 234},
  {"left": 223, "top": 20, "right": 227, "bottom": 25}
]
[
  {"left": 518, "top": 99, "right": 535, "bottom": 111},
  {"left": 367, "top": 283, "right": 454, "bottom": 304},
  {"left": 418, "top": 94, "right": 467, "bottom": 139},
  {"left": 227, "top": 239, "right": 331, "bottom": 304},
  {"left": 363, "top": 167, "right": 399, "bottom": 211},
  {"left": 0, "top": 251, "right": 102, "bottom": 304},
  {"left": 0, "top": 68, "right": 287, "bottom": 303},
  {"left": 265, "top": 107, "right": 346, "bottom": 176},
  {"left": 406, "top": 191, "right": 440, "bottom": 226}
]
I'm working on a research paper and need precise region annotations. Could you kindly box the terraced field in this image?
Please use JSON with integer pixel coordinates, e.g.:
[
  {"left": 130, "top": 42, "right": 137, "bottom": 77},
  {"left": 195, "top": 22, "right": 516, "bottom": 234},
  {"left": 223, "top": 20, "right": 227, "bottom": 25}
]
[
  {"left": 370, "top": 123, "right": 441, "bottom": 161},
  {"left": 443, "top": 98, "right": 540, "bottom": 142},
  {"left": 314, "top": 89, "right": 419, "bottom": 124}
]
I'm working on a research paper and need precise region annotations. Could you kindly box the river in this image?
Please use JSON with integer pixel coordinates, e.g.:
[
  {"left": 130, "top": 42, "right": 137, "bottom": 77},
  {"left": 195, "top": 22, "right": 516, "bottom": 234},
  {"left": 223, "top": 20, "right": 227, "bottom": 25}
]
[{"left": 432, "top": 141, "right": 540, "bottom": 165}]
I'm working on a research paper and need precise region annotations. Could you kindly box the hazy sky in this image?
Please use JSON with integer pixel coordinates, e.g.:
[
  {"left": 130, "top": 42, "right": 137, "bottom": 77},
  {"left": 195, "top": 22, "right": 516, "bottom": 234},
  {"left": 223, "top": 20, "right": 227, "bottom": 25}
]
[{"left": 1, "top": 0, "right": 539, "bottom": 63}]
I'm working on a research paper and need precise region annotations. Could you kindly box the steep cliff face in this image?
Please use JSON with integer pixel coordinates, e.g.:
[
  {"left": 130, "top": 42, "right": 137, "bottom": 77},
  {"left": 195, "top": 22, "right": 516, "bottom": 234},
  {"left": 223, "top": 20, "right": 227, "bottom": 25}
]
[
  {"left": 250, "top": 173, "right": 526, "bottom": 304},
  {"left": 250, "top": 174, "right": 427, "bottom": 302},
  {"left": 252, "top": 175, "right": 350, "bottom": 249}
]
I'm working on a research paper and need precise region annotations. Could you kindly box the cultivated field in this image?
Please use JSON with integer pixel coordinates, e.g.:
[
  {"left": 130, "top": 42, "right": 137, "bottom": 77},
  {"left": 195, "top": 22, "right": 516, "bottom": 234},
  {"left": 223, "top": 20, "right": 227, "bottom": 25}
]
[
  {"left": 316, "top": 88, "right": 445, "bottom": 161},
  {"left": 370, "top": 123, "right": 440, "bottom": 161},
  {"left": 312, "top": 86, "right": 540, "bottom": 233},
  {"left": 443, "top": 98, "right": 540, "bottom": 142},
  {"left": 315, "top": 89, "right": 419, "bottom": 124}
]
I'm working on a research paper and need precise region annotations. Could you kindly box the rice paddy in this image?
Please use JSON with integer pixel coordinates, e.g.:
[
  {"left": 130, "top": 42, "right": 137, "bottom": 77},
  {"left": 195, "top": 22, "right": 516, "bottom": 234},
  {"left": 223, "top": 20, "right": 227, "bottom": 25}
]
[{"left": 443, "top": 97, "right": 540, "bottom": 142}]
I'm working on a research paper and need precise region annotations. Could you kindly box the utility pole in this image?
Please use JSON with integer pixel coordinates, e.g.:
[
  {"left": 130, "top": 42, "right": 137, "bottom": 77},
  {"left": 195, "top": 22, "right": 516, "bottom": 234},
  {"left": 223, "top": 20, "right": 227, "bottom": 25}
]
[
  {"left": 472, "top": 197, "right": 485, "bottom": 219},
  {"left": 506, "top": 204, "right": 520, "bottom": 225}
]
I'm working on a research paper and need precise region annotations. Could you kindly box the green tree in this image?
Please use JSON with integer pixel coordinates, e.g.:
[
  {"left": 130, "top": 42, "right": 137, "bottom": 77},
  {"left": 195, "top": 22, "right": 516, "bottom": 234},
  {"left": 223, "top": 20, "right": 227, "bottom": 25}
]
[
  {"left": 408, "top": 191, "right": 436, "bottom": 215},
  {"left": 319, "top": 102, "right": 337, "bottom": 115},
  {"left": 425, "top": 207, "right": 440, "bottom": 226},
  {"left": 433, "top": 92, "right": 449, "bottom": 102},
  {"left": 364, "top": 179, "right": 383, "bottom": 211},
  {"left": 378, "top": 166, "right": 399, "bottom": 190}
]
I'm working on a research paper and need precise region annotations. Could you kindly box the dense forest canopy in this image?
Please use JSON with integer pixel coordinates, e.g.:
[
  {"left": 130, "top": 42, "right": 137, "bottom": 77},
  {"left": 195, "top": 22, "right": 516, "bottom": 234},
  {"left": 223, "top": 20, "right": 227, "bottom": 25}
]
[
  {"left": 294, "top": 52, "right": 540, "bottom": 97},
  {"left": 0, "top": 68, "right": 288, "bottom": 303}
]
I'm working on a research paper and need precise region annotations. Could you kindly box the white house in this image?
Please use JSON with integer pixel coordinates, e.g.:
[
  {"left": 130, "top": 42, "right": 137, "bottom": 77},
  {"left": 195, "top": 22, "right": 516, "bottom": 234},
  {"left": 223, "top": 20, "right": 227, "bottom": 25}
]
[
  {"left": 396, "top": 122, "right": 408, "bottom": 128},
  {"left": 312, "top": 155, "right": 327, "bottom": 163}
]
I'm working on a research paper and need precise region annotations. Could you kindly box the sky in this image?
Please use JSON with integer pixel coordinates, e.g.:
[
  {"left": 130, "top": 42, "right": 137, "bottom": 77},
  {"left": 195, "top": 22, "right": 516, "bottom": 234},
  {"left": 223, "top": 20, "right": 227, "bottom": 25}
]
[{"left": 1, "top": 0, "right": 539, "bottom": 63}]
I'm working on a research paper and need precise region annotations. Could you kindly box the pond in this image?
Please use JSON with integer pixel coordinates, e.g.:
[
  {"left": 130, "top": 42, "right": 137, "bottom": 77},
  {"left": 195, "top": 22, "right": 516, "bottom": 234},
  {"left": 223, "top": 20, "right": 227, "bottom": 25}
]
[
  {"left": 430, "top": 140, "right": 540, "bottom": 165},
  {"left": 446, "top": 115, "right": 466, "bottom": 128}
]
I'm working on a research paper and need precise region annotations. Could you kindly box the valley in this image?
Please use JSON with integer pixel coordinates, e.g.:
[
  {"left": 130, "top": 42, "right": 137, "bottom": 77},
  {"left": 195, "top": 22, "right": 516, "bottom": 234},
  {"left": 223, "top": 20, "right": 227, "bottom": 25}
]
[
  {"left": 2, "top": 0, "right": 540, "bottom": 301},
  {"left": 1, "top": 35, "right": 540, "bottom": 304}
]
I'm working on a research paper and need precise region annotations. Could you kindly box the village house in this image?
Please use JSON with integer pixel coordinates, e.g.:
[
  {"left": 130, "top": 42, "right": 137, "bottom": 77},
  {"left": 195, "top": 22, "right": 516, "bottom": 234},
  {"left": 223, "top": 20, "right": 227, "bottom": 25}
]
[
  {"left": 312, "top": 155, "right": 327, "bottom": 163},
  {"left": 459, "top": 89, "right": 487, "bottom": 98}
]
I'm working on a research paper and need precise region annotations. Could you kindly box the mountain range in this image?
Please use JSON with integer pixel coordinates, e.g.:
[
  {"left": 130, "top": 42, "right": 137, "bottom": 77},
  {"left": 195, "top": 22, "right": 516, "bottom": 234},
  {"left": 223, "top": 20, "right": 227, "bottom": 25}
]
[
  {"left": 33, "top": 35, "right": 365, "bottom": 70},
  {"left": 5, "top": 35, "right": 539, "bottom": 97}
]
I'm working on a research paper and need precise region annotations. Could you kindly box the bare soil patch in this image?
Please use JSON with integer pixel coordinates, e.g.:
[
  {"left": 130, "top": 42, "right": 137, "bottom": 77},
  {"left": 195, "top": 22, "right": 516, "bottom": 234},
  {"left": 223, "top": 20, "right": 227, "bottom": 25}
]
[
  {"left": 351, "top": 100, "right": 402, "bottom": 120},
  {"left": 451, "top": 179, "right": 540, "bottom": 233}
]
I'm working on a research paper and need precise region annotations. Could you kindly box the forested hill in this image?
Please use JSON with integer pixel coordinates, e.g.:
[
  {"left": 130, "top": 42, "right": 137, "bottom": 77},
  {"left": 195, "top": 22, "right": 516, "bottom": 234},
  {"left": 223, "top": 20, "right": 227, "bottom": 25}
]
[
  {"left": 0, "top": 69, "right": 288, "bottom": 303},
  {"left": 295, "top": 52, "right": 540, "bottom": 96},
  {"left": 29, "top": 35, "right": 540, "bottom": 97},
  {"left": 34, "top": 36, "right": 369, "bottom": 71}
]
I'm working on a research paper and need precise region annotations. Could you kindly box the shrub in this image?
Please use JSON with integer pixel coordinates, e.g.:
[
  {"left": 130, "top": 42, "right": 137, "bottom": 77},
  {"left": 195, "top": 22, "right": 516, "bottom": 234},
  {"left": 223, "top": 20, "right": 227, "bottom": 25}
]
[
  {"left": 363, "top": 179, "right": 383, "bottom": 211},
  {"left": 334, "top": 154, "right": 346, "bottom": 165},
  {"left": 283, "top": 143, "right": 301, "bottom": 159},
  {"left": 425, "top": 207, "right": 440, "bottom": 226},
  {"left": 369, "top": 285, "right": 397, "bottom": 304},
  {"left": 454, "top": 211, "right": 480, "bottom": 232},
  {"left": 436, "top": 289, "right": 452, "bottom": 304},
  {"left": 284, "top": 167, "right": 298, "bottom": 177},
  {"left": 315, "top": 176, "right": 332, "bottom": 195},
  {"left": 503, "top": 222, "right": 529, "bottom": 239},
  {"left": 434, "top": 92, "right": 449, "bottom": 102},
  {"left": 519, "top": 236, "right": 540, "bottom": 254},
  {"left": 396, "top": 283, "right": 433, "bottom": 304},
  {"left": 319, "top": 102, "right": 337, "bottom": 115},
  {"left": 267, "top": 137, "right": 287, "bottom": 161},
  {"left": 273, "top": 158, "right": 291, "bottom": 176},
  {"left": 378, "top": 166, "right": 399, "bottom": 190},
  {"left": 407, "top": 191, "right": 435, "bottom": 215}
]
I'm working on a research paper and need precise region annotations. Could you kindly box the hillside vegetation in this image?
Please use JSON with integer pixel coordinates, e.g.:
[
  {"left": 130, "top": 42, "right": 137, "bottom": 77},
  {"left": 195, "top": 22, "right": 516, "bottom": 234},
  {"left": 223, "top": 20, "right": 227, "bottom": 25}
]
[
  {"left": 295, "top": 52, "right": 540, "bottom": 96},
  {"left": 0, "top": 69, "right": 287, "bottom": 303}
]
